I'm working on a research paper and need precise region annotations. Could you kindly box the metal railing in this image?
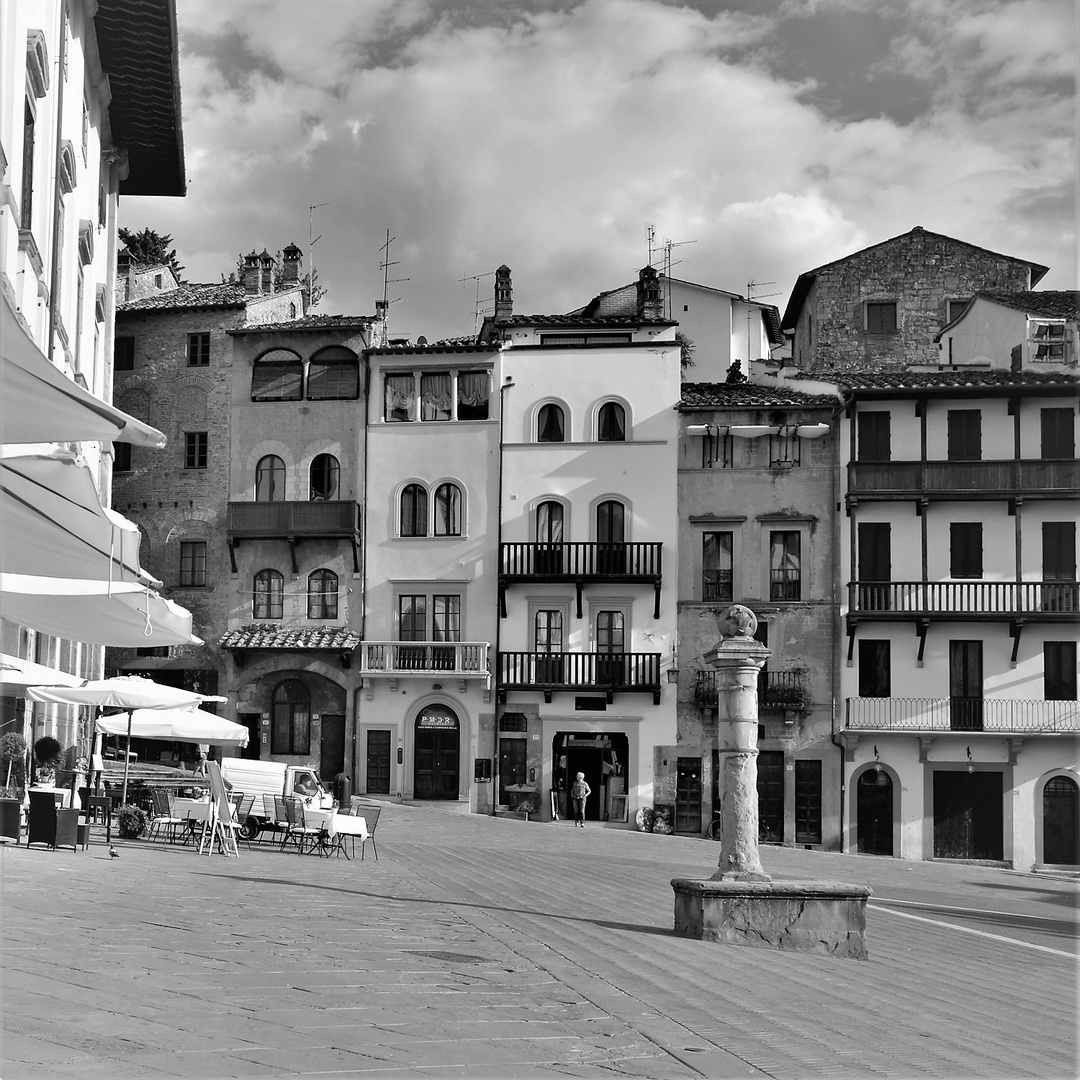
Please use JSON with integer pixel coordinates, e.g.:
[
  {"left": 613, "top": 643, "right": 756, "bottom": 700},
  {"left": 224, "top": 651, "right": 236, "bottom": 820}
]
[
  {"left": 694, "top": 669, "right": 807, "bottom": 711},
  {"left": 845, "top": 697, "right": 1079, "bottom": 733},
  {"left": 849, "top": 580, "right": 1078, "bottom": 616},
  {"left": 500, "top": 542, "right": 662, "bottom": 580},
  {"left": 361, "top": 641, "right": 490, "bottom": 679},
  {"left": 498, "top": 651, "right": 661, "bottom": 694}
]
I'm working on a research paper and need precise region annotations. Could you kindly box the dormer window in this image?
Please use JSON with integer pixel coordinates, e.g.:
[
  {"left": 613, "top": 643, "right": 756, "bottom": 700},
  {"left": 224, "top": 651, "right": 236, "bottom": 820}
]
[{"left": 1030, "top": 320, "right": 1068, "bottom": 362}]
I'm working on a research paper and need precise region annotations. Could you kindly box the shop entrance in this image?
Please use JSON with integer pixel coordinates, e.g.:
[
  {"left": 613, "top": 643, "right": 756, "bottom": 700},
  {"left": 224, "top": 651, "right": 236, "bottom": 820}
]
[
  {"left": 856, "top": 769, "right": 894, "bottom": 855},
  {"left": 933, "top": 770, "right": 1003, "bottom": 860},
  {"left": 552, "top": 732, "right": 627, "bottom": 822},
  {"left": 414, "top": 705, "right": 460, "bottom": 800}
]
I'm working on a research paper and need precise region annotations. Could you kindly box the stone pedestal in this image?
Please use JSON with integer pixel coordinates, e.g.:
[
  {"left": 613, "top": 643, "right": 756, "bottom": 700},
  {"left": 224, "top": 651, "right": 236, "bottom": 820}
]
[{"left": 671, "top": 879, "right": 871, "bottom": 959}]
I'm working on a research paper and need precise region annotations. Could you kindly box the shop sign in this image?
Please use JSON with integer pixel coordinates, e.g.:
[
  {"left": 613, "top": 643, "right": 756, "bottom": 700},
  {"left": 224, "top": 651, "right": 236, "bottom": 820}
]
[
  {"left": 418, "top": 707, "right": 458, "bottom": 730},
  {"left": 567, "top": 737, "right": 611, "bottom": 748}
]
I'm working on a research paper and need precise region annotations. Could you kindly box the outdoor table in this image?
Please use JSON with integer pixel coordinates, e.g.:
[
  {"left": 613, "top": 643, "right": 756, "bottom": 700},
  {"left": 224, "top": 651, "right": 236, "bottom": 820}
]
[
  {"left": 303, "top": 808, "right": 367, "bottom": 857},
  {"left": 172, "top": 798, "right": 211, "bottom": 845}
]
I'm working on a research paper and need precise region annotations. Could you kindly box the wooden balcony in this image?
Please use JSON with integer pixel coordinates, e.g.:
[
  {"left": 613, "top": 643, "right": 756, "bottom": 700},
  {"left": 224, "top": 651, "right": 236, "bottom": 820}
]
[
  {"left": 227, "top": 500, "right": 362, "bottom": 573},
  {"left": 844, "top": 697, "right": 1079, "bottom": 734},
  {"left": 498, "top": 651, "right": 662, "bottom": 703},
  {"left": 848, "top": 581, "right": 1077, "bottom": 622},
  {"left": 360, "top": 641, "right": 491, "bottom": 690},
  {"left": 847, "top": 460, "right": 1079, "bottom": 503},
  {"left": 694, "top": 669, "right": 807, "bottom": 712},
  {"left": 499, "top": 542, "right": 663, "bottom": 617}
]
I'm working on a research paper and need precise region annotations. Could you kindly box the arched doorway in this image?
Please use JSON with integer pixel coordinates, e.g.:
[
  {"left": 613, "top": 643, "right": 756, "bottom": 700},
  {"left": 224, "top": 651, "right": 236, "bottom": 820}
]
[
  {"left": 414, "top": 704, "right": 460, "bottom": 800},
  {"left": 856, "top": 769, "right": 893, "bottom": 856},
  {"left": 1043, "top": 775, "right": 1079, "bottom": 865}
]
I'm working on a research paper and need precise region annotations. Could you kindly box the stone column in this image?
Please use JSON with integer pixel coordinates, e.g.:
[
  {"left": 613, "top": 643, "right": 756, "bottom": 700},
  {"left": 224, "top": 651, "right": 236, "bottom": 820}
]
[{"left": 703, "top": 604, "right": 770, "bottom": 882}]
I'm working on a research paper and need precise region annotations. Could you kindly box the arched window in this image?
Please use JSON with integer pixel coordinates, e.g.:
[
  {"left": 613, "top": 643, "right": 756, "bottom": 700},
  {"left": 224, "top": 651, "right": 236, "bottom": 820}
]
[
  {"left": 400, "top": 483, "right": 428, "bottom": 537},
  {"left": 433, "top": 482, "right": 462, "bottom": 536},
  {"left": 535, "top": 500, "right": 564, "bottom": 574},
  {"left": 271, "top": 678, "right": 310, "bottom": 755},
  {"left": 307, "top": 569, "right": 338, "bottom": 620},
  {"left": 251, "top": 349, "right": 302, "bottom": 401},
  {"left": 310, "top": 454, "right": 339, "bottom": 500},
  {"left": 598, "top": 401, "right": 625, "bottom": 441},
  {"left": 253, "top": 569, "right": 284, "bottom": 619},
  {"left": 255, "top": 455, "right": 286, "bottom": 501},
  {"left": 538, "top": 403, "right": 565, "bottom": 442},
  {"left": 307, "top": 346, "right": 359, "bottom": 400},
  {"left": 597, "top": 499, "right": 626, "bottom": 573}
]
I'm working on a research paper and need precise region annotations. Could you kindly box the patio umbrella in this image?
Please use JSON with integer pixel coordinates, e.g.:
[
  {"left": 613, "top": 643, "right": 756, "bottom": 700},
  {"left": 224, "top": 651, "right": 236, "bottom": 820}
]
[
  {"left": 97, "top": 708, "right": 248, "bottom": 747},
  {"left": 28, "top": 676, "right": 228, "bottom": 803},
  {"left": 0, "top": 652, "right": 83, "bottom": 693},
  {"left": 1, "top": 291, "right": 165, "bottom": 447}
]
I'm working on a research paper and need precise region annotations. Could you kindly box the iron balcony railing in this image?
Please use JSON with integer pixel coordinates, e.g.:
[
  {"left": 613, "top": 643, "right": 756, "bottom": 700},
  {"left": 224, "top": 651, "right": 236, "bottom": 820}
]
[
  {"left": 360, "top": 641, "right": 491, "bottom": 683},
  {"left": 227, "top": 500, "right": 361, "bottom": 539},
  {"left": 845, "top": 697, "right": 1079, "bottom": 733},
  {"left": 498, "top": 651, "right": 661, "bottom": 698},
  {"left": 499, "top": 542, "right": 662, "bottom": 582},
  {"left": 848, "top": 460, "right": 1080, "bottom": 500},
  {"left": 848, "top": 580, "right": 1078, "bottom": 619},
  {"left": 694, "top": 669, "right": 807, "bottom": 711}
]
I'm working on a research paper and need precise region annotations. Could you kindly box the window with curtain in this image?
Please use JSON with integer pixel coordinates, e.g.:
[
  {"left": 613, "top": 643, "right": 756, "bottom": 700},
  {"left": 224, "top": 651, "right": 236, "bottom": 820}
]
[
  {"left": 385, "top": 374, "right": 415, "bottom": 421},
  {"left": 538, "top": 403, "right": 565, "bottom": 442},
  {"left": 307, "top": 347, "right": 359, "bottom": 400},
  {"left": 309, "top": 454, "right": 339, "bottom": 500},
  {"left": 702, "top": 531, "right": 733, "bottom": 601},
  {"left": 255, "top": 455, "right": 286, "bottom": 501},
  {"left": 271, "top": 679, "right": 310, "bottom": 755},
  {"left": 421, "top": 372, "right": 453, "bottom": 421},
  {"left": 457, "top": 370, "right": 490, "bottom": 420},
  {"left": 770, "top": 531, "right": 801, "bottom": 600},
  {"left": 253, "top": 569, "right": 284, "bottom": 619},
  {"left": 536, "top": 501, "right": 564, "bottom": 543},
  {"left": 598, "top": 401, "right": 625, "bottom": 441},
  {"left": 307, "top": 569, "right": 338, "bottom": 619},
  {"left": 251, "top": 349, "right": 303, "bottom": 401},
  {"left": 400, "top": 483, "right": 428, "bottom": 536},
  {"left": 433, "top": 482, "right": 462, "bottom": 536}
]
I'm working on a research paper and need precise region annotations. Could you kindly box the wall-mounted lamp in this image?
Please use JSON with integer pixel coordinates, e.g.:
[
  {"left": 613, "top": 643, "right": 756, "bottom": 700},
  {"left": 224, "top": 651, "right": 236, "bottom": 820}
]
[
  {"left": 966, "top": 746, "right": 974, "bottom": 774},
  {"left": 873, "top": 745, "right": 882, "bottom": 773},
  {"left": 432, "top": 683, "right": 442, "bottom": 691}
]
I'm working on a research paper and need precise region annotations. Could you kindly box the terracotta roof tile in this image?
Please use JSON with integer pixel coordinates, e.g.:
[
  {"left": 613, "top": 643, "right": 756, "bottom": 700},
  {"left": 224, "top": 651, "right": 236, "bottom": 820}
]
[
  {"left": 976, "top": 290, "right": 1080, "bottom": 319},
  {"left": 231, "top": 314, "right": 375, "bottom": 334},
  {"left": 218, "top": 625, "right": 362, "bottom": 651},
  {"left": 118, "top": 283, "right": 248, "bottom": 312},
  {"left": 816, "top": 369, "right": 1079, "bottom": 391},
  {"left": 680, "top": 382, "right": 840, "bottom": 408}
]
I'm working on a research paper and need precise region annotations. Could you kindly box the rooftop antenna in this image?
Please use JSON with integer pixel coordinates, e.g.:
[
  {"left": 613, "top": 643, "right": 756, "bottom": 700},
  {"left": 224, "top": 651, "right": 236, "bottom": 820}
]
[
  {"left": 662, "top": 237, "right": 697, "bottom": 320},
  {"left": 307, "top": 202, "right": 329, "bottom": 309},
  {"left": 646, "top": 223, "right": 656, "bottom": 268},
  {"left": 458, "top": 269, "right": 495, "bottom": 336},
  {"left": 379, "top": 229, "right": 410, "bottom": 332}
]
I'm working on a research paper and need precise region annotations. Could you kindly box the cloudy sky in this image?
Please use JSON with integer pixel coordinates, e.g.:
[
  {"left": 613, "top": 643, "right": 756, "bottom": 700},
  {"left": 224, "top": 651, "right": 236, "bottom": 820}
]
[{"left": 121, "top": 0, "right": 1076, "bottom": 342}]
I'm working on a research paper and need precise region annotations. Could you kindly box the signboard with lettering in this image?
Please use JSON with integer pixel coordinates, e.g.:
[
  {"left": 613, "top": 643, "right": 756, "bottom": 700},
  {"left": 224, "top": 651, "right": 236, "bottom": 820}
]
[{"left": 418, "top": 707, "right": 458, "bottom": 730}]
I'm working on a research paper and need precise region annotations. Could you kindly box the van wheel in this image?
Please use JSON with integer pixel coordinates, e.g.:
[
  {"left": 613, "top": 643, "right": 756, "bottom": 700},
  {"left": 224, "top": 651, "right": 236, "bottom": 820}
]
[{"left": 239, "top": 818, "right": 260, "bottom": 842}]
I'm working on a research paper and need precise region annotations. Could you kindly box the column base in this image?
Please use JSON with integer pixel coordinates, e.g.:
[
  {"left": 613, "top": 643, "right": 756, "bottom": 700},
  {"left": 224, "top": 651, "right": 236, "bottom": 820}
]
[{"left": 671, "top": 878, "right": 871, "bottom": 960}]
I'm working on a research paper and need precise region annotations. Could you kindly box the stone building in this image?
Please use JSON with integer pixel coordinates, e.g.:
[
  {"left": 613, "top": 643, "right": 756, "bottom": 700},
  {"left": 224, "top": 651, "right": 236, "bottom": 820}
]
[{"left": 781, "top": 227, "right": 1049, "bottom": 373}]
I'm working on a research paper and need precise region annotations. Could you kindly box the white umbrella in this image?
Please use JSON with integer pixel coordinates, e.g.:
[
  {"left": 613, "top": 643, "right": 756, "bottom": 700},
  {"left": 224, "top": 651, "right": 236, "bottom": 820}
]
[
  {"left": 1, "top": 291, "right": 165, "bottom": 447},
  {"left": 0, "top": 574, "right": 200, "bottom": 648},
  {"left": 0, "top": 652, "right": 83, "bottom": 693},
  {"left": 97, "top": 708, "right": 248, "bottom": 747},
  {"left": 28, "top": 676, "right": 227, "bottom": 803}
]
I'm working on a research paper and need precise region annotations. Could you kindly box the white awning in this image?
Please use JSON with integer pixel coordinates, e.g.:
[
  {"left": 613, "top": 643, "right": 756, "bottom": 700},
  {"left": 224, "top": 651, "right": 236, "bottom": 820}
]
[
  {"left": 1, "top": 291, "right": 165, "bottom": 447},
  {"left": 728, "top": 425, "right": 780, "bottom": 438},
  {"left": 795, "top": 423, "right": 830, "bottom": 439},
  {"left": 96, "top": 708, "right": 248, "bottom": 748},
  {"left": 0, "top": 574, "right": 200, "bottom": 647}
]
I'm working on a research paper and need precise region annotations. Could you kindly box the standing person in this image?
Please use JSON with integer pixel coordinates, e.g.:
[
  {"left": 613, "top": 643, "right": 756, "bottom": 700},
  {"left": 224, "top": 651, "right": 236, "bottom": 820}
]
[{"left": 570, "top": 772, "right": 591, "bottom": 827}]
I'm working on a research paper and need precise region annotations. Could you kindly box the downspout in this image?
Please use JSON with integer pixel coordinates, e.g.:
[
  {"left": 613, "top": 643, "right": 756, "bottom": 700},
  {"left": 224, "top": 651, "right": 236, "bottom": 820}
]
[
  {"left": 356, "top": 352, "right": 371, "bottom": 794},
  {"left": 46, "top": 0, "right": 68, "bottom": 362},
  {"left": 829, "top": 395, "right": 848, "bottom": 852},
  {"left": 493, "top": 358, "right": 515, "bottom": 815}
]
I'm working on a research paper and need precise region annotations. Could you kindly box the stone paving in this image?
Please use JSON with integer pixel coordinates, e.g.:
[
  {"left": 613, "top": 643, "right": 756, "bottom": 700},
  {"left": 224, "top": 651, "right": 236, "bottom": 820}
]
[{"left": 1, "top": 800, "right": 1076, "bottom": 1080}]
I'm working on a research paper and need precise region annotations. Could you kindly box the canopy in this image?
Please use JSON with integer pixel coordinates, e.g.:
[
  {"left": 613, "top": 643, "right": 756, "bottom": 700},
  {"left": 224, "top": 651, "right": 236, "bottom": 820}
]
[
  {"left": 0, "top": 652, "right": 83, "bottom": 694},
  {"left": 1, "top": 574, "right": 201, "bottom": 647},
  {"left": 1, "top": 446, "right": 156, "bottom": 584},
  {"left": 27, "top": 674, "right": 225, "bottom": 710},
  {"left": 97, "top": 708, "right": 248, "bottom": 747},
  {"left": 1, "top": 292, "right": 166, "bottom": 447}
]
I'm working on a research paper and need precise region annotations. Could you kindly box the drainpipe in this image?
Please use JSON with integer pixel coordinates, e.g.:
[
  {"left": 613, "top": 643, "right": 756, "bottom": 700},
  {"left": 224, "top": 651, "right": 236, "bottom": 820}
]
[
  {"left": 492, "top": 363, "right": 515, "bottom": 815},
  {"left": 829, "top": 397, "right": 847, "bottom": 851},
  {"left": 46, "top": 1, "right": 68, "bottom": 363},
  {"left": 357, "top": 351, "right": 371, "bottom": 793}
]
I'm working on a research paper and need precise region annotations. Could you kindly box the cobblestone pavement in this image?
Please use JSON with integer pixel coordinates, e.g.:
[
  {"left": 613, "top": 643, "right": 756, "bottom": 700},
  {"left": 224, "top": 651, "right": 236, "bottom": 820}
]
[{"left": 1, "top": 800, "right": 1076, "bottom": 1080}]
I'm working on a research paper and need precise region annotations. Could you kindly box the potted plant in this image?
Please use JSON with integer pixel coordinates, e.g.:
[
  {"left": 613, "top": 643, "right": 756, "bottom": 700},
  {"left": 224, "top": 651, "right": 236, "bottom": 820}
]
[
  {"left": 33, "top": 735, "right": 62, "bottom": 787},
  {"left": 115, "top": 803, "right": 148, "bottom": 839},
  {"left": 1, "top": 732, "right": 27, "bottom": 795}
]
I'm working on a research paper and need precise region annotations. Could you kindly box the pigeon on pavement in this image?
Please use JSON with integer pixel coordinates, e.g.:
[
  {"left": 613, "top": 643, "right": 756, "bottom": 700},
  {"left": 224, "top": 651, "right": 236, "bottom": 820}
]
[{"left": 109, "top": 846, "right": 119, "bottom": 858}]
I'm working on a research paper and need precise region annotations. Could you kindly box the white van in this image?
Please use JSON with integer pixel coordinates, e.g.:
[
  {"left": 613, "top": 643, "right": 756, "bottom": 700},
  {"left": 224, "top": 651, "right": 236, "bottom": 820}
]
[{"left": 220, "top": 759, "right": 334, "bottom": 840}]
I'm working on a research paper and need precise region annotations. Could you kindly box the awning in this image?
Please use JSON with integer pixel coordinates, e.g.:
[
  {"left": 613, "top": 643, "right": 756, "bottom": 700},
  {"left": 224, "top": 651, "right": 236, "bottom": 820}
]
[
  {"left": 1, "top": 291, "right": 165, "bottom": 447},
  {"left": 0, "top": 574, "right": 200, "bottom": 647},
  {"left": 728, "top": 425, "right": 780, "bottom": 438},
  {"left": 0, "top": 652, "right": 83, "bottom": 693},
  {"left": 27, "top": 674, "right": 225, "bottom": 710},
  {"left": 96, "top": 708, "right": 248, "bottom": 747},
  {"left": 0, "top": 446, "right": 156, "bottom": 584}
]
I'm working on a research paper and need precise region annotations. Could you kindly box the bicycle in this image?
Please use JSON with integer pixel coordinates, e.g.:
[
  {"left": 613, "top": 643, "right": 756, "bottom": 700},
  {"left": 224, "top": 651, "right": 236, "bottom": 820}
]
[{"left": 706, "top": 813, "right": 722, "bottom": 841}]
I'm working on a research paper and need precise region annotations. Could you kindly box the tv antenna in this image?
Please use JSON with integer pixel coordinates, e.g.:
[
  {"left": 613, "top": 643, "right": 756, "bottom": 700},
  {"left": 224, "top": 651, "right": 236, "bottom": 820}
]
[
  {"left": 458, "top": 269, "right": 495, "bottom": 336},
  {"left": 307, "top": 202, "right": 329, "bottom": 310},
  {"left": 745, "top": 280, "right": 779, "bottom": 368},
  {"left": 660, "top": 237, "right": 697, "bottom": 319},
  {"left": 379, "top": 229, "right": 410, "bottom": 330}
]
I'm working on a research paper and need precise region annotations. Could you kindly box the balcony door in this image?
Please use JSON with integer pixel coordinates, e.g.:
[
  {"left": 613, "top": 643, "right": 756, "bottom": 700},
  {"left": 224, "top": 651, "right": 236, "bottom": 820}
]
[
  {"left": 597, "top": 499, "right": 625, "bottom": 574},
  {"left": 949, "top": 641, "right": 983, "bottom": 730},
  {"left": 595, "top": 610, "right": 625, "bottom": 686},
  {"left": 535, "top": 501, "right": 564, "bottom": 574},
  {"left": 858, "top": 523, "right": 891, "bottom": 610},
  {"left": 534, "top": 609, "right": 564, "bottom": 684},
  {"left": 1043, "top": 522, "right": 1077, "bottom": 612},
  {"left": 255, "top": 454, "right": 285, "bottom": 502}
]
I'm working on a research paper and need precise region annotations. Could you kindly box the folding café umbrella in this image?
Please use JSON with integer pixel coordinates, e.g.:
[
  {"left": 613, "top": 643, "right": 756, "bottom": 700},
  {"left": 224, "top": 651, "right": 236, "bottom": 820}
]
[
  {"left": 27, "top": 676, "right": 227, "bottom": 803},
  {"left": 0, "top": 652, "right": 83, "bottom": 693}
]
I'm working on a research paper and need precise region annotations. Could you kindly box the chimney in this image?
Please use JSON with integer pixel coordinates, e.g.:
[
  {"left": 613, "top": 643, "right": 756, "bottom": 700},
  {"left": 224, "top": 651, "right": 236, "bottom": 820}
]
[
  {"left": 281, "top": 243, "right": 302, "bottom": 285},
  {"left": 241, "top": 250, "right": 261, "bottom": 294},
  {"left": 116, "top": 247, "right": 134, "bottom": 303},
  {"left": 494, "top": 265, "right": 513, "bottom": 323},
  {"left": 259, "top": 249, "right": 275, "bottom": 294},
  {"left": 636, "top": 265, "right": 663, "bottom": 321}
]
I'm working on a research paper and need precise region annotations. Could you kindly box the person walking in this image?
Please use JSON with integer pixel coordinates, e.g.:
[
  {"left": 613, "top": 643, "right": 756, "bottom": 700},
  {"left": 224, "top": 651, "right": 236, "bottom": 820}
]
[{"left": 570, "top": 772, "right": 591, "bottom": 827}]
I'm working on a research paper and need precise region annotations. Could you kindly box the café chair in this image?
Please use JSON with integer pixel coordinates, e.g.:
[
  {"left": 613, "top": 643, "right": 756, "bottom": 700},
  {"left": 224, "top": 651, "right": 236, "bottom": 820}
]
[
  {"left": 281, "top": 796, "right": 322, "bottom": 856},
  {"left": 356, "top": 805, "right": 380, "bottom": 861},
  {"left": 147, "top": 788, "right": 183, "bottom": 843}
]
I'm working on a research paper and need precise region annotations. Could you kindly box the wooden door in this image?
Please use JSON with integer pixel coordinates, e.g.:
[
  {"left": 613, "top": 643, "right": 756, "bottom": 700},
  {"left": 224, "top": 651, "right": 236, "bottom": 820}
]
[
  {"left": 757, "top": 750, "right": 784, "bottom": 844},
  {"left": 1043, "top": 776, "right": 1080, "bottom": 865},
  {"left": 239, "top": 713, "right": 261, "bottom": 760},
  {"left": 415, "top": 727, "right": 460, "bottom": 800},
  {"left": 933, "top": 771, "right": 1003, "bottom": 859},
  {"left": 319, "top": 714, "right": 345, "bottom": 781},
  {"left": 365, "top": 730, "right": 391, "bottom": 795},
  {"left": 675, "top": 758, "right": 702, "bottom": 835},
  {"left": 856, "top": 770, "right": 893, "bottom": 855}
]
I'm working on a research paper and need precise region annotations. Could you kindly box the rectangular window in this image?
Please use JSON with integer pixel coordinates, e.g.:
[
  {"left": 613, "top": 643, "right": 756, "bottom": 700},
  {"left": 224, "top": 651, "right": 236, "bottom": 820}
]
[
  {"left": 420, "top": 372, "right": 452, "bottom": 421},
  {"left": 950, "top": 523, "right": 983, "bottom": 579},
  {"left": 1041, "top": 408, "right": 1075, "bottom": 460},
  {"left": 702, "top": 532, "right": 733, "bottom": 602},
  {"left": 1044, "top": 642, "right": 1077, "bottom": 701},
  {"left": 794, "top": 760, "right": 823, "bottom": 845},
  {"left": 865, "top": 301, "right": 897, "bottom": 334},
  {"left": 187, "top": 333, "right": 210, "bottom": 366},
  {"left": 858, "top": 640, "right": 891, "bottom": 697},
  {"left": 114, "top": 336, "right": 135, "bottom": 371},
  {"left": 947, "top": 299, "right": 969, "bottom": 324},
  {"left": 457, "top": 371, "right": 490, "bottom": 420},
  {"left": 947, "top": 409, "right": 982, "bottom": 461},
  {"left": 399, "top": 595, "right": 427, "bottom": 642},
  {"left": 857, "top": 412, "right": 890, "bottom": 461},
  {"left": 432, "top": 595, "right": 461, "bottom": 642},
  {"left": 1042, "top": 521, "right": 1078, "bottom": 612},
  {"left": 1030, "top": 321, "right": 1067, "bottom": 362},
  {"left": 769, "top": 531, "right": 801, "bottom": 601},
  {"left": 384, "top": 374, "right": 415, "bottom": 421},
  {"left": 179, "top": 541, "right": 206, "bottom": 587},
  {"left": 21, "top": 100, "right": 34, "bottom": 229},
  {"left": 184, "top": 432, "right": 208, "bottom": 469},
  {"left": 113, "top": 441, "right": 131, "bottom": 473}
]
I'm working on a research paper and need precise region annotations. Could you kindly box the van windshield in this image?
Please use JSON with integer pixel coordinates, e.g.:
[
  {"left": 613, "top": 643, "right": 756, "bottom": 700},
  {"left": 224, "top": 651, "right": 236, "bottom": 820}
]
[{"left": 293, "top": 772, "right": 318, "bottom": 796}]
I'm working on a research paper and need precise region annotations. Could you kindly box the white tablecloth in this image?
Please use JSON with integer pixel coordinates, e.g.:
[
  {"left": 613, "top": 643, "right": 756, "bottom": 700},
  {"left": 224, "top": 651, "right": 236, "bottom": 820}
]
[
  {"left": 304, "top": 808, "right": 367, "bottom": 837},
  {"left": 172, "top": 798, "right": 212, "bottom": 823}
]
